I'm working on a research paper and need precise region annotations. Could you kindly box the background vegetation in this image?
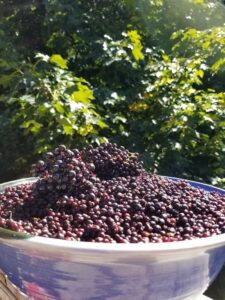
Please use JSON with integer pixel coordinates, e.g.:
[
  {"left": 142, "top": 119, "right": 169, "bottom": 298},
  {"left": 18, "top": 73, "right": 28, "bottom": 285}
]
[
  {"left": 1, "top": 1, "right": 225, "bottom": 298},
  {"left": 1, "top": 0, "right": 225, "bottom": 186}
]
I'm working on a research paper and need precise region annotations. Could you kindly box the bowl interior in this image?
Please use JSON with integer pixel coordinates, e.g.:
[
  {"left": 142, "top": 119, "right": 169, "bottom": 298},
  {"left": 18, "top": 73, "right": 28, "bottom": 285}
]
[{"left": 0, "top": 176, "right": 225, "bottom": 252}]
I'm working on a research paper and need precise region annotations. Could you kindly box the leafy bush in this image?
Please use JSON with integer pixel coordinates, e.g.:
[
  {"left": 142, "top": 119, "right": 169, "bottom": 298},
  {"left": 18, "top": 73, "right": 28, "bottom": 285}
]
[
  {"left": 93, "top": 31, "right": 225, "bottom": 183},
  {"left": 1, "top": 0, "right": 225, "bottom": 186}
]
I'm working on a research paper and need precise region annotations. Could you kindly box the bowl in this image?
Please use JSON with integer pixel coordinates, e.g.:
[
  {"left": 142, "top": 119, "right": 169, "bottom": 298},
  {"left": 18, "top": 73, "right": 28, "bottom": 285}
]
[{"left": 0, "top": 177, "right": 225, "bottom": 300}]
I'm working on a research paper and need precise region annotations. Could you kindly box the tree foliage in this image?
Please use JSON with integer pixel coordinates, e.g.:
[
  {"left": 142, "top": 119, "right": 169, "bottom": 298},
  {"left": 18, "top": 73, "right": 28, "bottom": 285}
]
[{"left": 1, "top": 0, "right": 225, "bottom": 187}]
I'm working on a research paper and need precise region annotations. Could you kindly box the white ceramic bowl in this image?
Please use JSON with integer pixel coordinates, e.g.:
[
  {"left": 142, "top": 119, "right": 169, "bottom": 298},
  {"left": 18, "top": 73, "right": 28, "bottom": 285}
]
[{"left": 0, "top": 177, "right": 225, "bottom": 300}]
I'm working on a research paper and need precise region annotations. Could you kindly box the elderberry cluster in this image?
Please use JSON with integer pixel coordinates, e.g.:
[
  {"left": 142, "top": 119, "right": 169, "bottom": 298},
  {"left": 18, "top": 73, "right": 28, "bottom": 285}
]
[
  {"left": 0, "top": 143, "right": 225, "bottom": 243},
  {"left": 31, "top": 144, "right": 96, "bottom": 195},
  {"left": 83, "top": 143, "right": 144, "bottom": 179}
]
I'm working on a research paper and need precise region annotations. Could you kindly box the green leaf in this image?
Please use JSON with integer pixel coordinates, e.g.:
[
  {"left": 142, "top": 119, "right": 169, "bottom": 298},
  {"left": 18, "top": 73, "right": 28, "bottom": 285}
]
[
  {"left": 59, "top": 117, "right": 74, "bottom": 135},
  {"left": 78, "top": 124, "right": 94, "bottom": 136},
  {"left": 171, "top": 30, "right": 184, "bottom": 40},
  {"left": 196, "top": 69, "right": 204, "bottom": 79},
  {"left": 127, "top": 30, "right": 144, "bottom": 61},
  {"left": 53, "top": 102, "right": 65, "bottom": 114},
  {"left": 212, "top": 58, "right": 225, "bottom": 72},
  {"left": 50, "top": 54, "right": 68, "bottom": 69},
  {"left": 71, "top": 82, "right": 94, "bottom": 104},
  {"left": 193, "top": 0, "right": 204, "bottom": 4},
  {"left": 20, "top": 120, "right": 43, "bottom": 133},
  {"left": 63, "top": 125, "right": 74, "bottom": 135},
  {"left": 97, "top": 119, "right": 108, "bottom": 129},
  {"left": 185, "top": 28, "right": 198, "bottom": 39},
  {"left": 162, "top": 54, "right": 170, "bottom": 63}
]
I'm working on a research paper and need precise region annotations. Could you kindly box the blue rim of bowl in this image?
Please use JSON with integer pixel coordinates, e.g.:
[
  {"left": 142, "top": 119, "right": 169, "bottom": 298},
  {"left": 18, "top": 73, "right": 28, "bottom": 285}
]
[{"left": 0, "top": 176, "right": 225, "bottom": 253}]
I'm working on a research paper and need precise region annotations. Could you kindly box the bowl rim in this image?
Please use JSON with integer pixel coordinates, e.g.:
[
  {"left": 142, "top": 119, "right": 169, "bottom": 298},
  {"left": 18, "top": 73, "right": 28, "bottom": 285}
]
[{"left": 1, "top": 176, "right": 225, "bottom": 253}]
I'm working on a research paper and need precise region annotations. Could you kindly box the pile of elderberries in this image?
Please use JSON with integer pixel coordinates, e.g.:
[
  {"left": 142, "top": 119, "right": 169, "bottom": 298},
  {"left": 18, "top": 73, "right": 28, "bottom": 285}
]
[{"left": 0, "top": 143, "right": 224, "bottom": 243}]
